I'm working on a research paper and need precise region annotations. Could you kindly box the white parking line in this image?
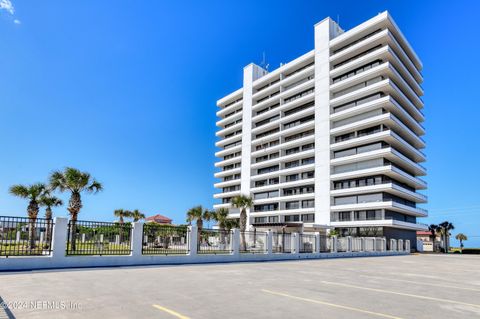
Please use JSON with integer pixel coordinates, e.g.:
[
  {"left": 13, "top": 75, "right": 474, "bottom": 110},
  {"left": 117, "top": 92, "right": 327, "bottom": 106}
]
[
  {"left": 359, "top": 274, "right": 480, "bottom": 292},
  {"left": 152, "top": 304, "right": 190, "bottom": 319},
  {"left": 262, "top": 289, "right": 404, "bottom": 319},
  {"left": 320, "top": 281, "right": 480, "bottom": 309}
]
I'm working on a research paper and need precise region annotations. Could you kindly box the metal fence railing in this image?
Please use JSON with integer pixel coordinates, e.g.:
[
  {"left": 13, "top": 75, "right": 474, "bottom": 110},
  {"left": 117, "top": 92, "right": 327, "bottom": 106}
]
[
  {"left": 240, "top": 230, "right": 267, "bottom": 254},
  {"left": 299, "top": 234, "right": 316, "bottom": 253},
  {"left": 142, "top": 224, "right": 189, "bottom": 255},
  {"left": 272, "top": 232, "right": 292, "bottom": 253},
  {"left": 352, "top": 237, "right": 363, "bottom": 252},
  {"left": 319, "top": 235, "right": 330, "bottom": 252},
  {"left": 0, "top": 216, "right": 54, "bottom": 257},
  {"left": 337, "top": 237, "right": 348, "bottom": 252},
  {"left": 197, "top": 229, "right": 232, "bottom": 254},
  {"left": 66, "top": 220, "right": 132, "bottom": 255}
]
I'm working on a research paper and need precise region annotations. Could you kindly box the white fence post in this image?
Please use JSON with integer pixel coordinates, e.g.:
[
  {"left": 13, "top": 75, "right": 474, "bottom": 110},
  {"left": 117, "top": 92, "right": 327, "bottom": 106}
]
[
  {"left": 405, "top": 239, "right": 411, "bottom": 252},
  {"left": 131, "top": 222, "right": 144, "bottom": 257},
  {"left": 331, "top": 235, "right": 338, "bottom": 253},
  {"left": 266, "top": 230, "right": 273, "bottom": 255},
  {"left": 398, "top": 239, "right": 403, "bottom": 252},
  {"left": 314, "top": 232, "right": 320, "bottom": 254},
  {"left": 382, "top": 238, "right": 387, "bottom": 252},
  {"left": 189, "top": 225, "right": 198, "bottom": 257},
  {"left": 360, "top": 237, "right": 365, "bottom": 252},
  {"left": 232, "top": 229, "right": 240, "bottom": 256},
  {"left": 291, "top": 233, "right": 299, "bottom": 254},
  {"left": 347, "top": 236, "right": 352, "bottom": 252},
  {"left": 51, "top": 217, "right": 68, "bottom": 260},
  {"left": 372, "top": 238, "right": 377, "bottom": 252}
]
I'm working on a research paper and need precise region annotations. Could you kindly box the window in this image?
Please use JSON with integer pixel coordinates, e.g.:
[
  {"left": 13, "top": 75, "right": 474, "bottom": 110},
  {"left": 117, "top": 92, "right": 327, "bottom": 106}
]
[
  {"left": 302, "top": 200, "right": 314, "bottom": 208},
  {"left": 257, "top": 165, "right": 279, "bottom": 175},
  {"left": 284, "top": 215, "right": 300, "bottom": 222},
  {"left": 284, "top": 101, "right": 315, "bottom": 117},
  {"left": 254, "top": 203, "right": 278, "bottom": 212},
  {"left": 301, "top": 214, "right": 314, "bottom": 222},
  {"left": 302, "top": 157, "right": 315, "bottom": 165},
  {"left": 284, "top": 129, "right": 314, "bottom": 143},
  {"left": 285, "top": 201, "right": 300, "bottom": 210},
  {"left": 254, "top": 190, "right": 279, "bottom": 200},
  {"left": 285, "top": 160, "right": 299, "bottom": 169},
  {"left": 332, "top": 60, "right": 383, "bottom": 84},
  {"left": 302, "top": 171, "right": 314, "bottom": 179}
]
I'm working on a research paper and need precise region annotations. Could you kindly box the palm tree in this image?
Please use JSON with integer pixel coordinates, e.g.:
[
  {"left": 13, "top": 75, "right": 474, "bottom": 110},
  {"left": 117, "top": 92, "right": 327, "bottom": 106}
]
[
  {"left": 49, "top": 167, "right": 103, "bottom": 251},
  {"left": 114, "top": 209, "right": 132, "bottom": 244},
  {"left": 231, "top": 195, "right": 253, "bottom": 251},
  {"left": 211, "top": 208, "right": 229, "bottom": 245},
  {"left": 39, "top": 194, "right": 63, "bottom": 247},
  {"left": 131, "top": 209, "right": 145, "bottom": 222},
  {"left": 455, "top": 233, "right": 468, "bottom": 253},
  {"left": 438, "top": 221, "right": 455, "bottom": 253},
  {"left": 428, "top": 224, "right": 439, "bottom": 252},
  {"left": 9, "top": 183, "right": 48, "bottom": 249},
  {"left": 186, "top": 205, "right": 211, "bottom": 243}
]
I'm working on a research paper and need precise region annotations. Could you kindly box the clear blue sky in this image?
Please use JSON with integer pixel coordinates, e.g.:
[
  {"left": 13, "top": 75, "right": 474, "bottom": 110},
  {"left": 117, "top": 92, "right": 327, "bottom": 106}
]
[{"left": 1, "top": 1, "right": 479, "bottom": 247}]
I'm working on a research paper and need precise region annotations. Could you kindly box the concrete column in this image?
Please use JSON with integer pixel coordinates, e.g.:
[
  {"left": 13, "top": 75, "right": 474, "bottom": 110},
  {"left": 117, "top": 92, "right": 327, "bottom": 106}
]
[
  {"left": 131, "top": 222, "right": 144, "bottom": 257},
  {"left": 314, "top": 232, "right": 321, "bottom": 253},
  {"left": 347, "top": 236, "right": 352, "bottom": 252},
  {"left": 291, "top": 233, "right": 299, "bottom": 254},
  {"left": 39, "top": 232, "right": 44, "bottom": 246},
  {"left": 232, "top": 228, "right": 240, "bottom": 256},
  {"left": 331, "top": 235, "right": 337, "bottom": 253},
  {"left": 398, "top": 239, "right": 404, "bottom": 252},
  {"left": 360, "top": 237, "right": 365, "bottom": 252},
  {"left": 15, "top": 230, "right": 21, "bottom": 243},
  {"left": 266, "top": 230, "right": 273, "bottom": 255},
  {"left": 189, "top": 226, "right": 198, "bottom": 257},
  {"left": 372, "top": 238, "right": 377, "bottom": 252},
  {"left": 382, "top": 238, "right": 387, "bottom": 252},
  {"left": 51, "top": 217, "right": 68, "bottom": 260}
]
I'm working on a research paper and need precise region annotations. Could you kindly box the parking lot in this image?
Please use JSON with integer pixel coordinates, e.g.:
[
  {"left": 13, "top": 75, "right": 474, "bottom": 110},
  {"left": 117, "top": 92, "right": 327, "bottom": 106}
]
[{"left": 1, "top": 254, "right": 479, "bottom": 319}]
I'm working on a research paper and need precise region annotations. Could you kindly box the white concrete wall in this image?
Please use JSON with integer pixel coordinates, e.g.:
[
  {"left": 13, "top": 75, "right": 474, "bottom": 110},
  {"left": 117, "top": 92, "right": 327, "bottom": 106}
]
[
  {"left": 0, "top": 218, "right": 410, "bottom": 272},
  {"left": 314, "top": 18, "right": 336, "bottom": 225}
]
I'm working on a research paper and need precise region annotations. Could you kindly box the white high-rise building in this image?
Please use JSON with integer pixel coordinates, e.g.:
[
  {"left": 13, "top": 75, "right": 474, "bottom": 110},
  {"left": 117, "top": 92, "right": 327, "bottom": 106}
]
[{"left": 214, "top": 11, "right": 427, "bottom": 246}]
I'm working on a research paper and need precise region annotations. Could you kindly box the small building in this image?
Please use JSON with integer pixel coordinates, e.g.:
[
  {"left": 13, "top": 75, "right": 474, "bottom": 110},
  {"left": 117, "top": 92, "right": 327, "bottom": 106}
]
[
  {"left": 416, "top": 231, "right": 443, "bottom": 252},
  {"left": 145, "top": 214, "right": 172, "bottom": 225}
]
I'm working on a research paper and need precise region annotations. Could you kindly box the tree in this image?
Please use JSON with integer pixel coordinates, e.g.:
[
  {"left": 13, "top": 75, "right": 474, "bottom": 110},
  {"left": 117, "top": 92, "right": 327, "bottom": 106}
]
[
  {"left": 114, "top": 209, "right": 132, "bottom": 244},
  {"left": 131, "top": 209, "right": 145, "bottom": 222},
  {"left": 428, "top": 224, "right": 439, "bottom": 252},
  {"left": 186, "top": 205, "right": 211, "bottom": 244},
  {"left": 438, "top": 221, "right": 455, "bottom": 253},
  {"left": 211, "top": 208, "right": 230, "bottom": 245},
  {"left": 231, "top": 195, "right": 253, "bottom": 251},
  {"left": 9, "top": 183, "right": 48, "bottom": 249},
  {"left": 455, "top": 233, "right": 468, "bottom": 253},
  {"left": 39, "top": 194, "right": 63, "bottom": 247},
  {"left": 49, "top": 167, "right": 103, "bottom": 251}
]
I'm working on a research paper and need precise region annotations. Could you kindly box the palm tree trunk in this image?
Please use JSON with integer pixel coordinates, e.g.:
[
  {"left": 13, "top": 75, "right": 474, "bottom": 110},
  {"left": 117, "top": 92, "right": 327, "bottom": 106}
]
[
  {"left": 197, "top": 219, "right": 203, "bottom": 247},
  {"left": 119, "top": 217, "right": 124, "bottom": 244},
  {"left": 240, "top": 208, "right": 247, "bottom": 251},
  {"left": 28, "top": 219, "right": 36, "bottom": 250},
  {"left": 68, "top": 192, "right": 82, "bottom": 252},
  {"left": 45, "top": 207, "right": 52, "bottom": 248}
]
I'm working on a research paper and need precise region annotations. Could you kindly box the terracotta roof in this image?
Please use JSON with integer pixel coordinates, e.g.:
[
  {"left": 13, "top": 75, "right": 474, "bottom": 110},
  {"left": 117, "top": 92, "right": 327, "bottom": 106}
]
[
  {"left": 145, "top": 214, "right": 172, "bottom": 224},
  {"left": 417, "top": 231, "right": 431, "bottom": 235}
]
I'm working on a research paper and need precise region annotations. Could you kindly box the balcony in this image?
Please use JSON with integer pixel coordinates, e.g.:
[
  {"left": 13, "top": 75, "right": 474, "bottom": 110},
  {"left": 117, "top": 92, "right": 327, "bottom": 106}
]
[
  {"left": 330, "top": 218, "right": 428, "bottom": 231},
  {"left": 330, "top": 201, "right": 427, "bottom": 217},
  {"left": 331, "top": 182, "right": 427, "bottom": 203}
]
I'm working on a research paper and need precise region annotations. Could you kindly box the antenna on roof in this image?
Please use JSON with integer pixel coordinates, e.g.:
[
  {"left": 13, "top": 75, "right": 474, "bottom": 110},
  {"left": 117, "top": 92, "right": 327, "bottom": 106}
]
[{"left": 260, "top": 51, "right": 269, "bottom": 71}]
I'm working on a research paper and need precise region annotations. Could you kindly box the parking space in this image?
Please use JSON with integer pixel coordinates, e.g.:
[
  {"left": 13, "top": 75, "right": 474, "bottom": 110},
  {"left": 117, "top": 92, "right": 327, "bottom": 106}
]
[{"left": 1, "top": 254, "right": 479, "bottom": 318}]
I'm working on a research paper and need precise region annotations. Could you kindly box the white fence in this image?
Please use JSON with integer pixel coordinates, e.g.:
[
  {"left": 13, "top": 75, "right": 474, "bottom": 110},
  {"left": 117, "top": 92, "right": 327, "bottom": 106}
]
[{"left": 0, "top": 218, "right": 410, "bottom": 271}]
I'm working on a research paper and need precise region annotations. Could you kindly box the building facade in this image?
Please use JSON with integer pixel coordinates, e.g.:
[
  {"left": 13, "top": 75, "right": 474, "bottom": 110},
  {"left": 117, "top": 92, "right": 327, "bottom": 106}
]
[{"left": 214, "top": 11, "right": 427, "bottom": 245}]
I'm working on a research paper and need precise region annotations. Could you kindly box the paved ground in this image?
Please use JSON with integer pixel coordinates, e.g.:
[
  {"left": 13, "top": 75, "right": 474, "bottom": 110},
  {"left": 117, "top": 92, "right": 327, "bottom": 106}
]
[{"left": 0, "top": 254, "right": 479, "bottom": 319}]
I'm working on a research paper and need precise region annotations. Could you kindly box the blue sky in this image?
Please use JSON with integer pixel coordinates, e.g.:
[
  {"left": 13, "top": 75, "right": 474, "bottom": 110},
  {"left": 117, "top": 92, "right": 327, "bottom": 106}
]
[{"left": 1, "top": 1, "right": 479, "bottom": 247}]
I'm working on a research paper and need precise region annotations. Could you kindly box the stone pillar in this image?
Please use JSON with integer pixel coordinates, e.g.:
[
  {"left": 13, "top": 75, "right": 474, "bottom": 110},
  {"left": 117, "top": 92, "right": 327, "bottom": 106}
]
[
  {"left": 81, "top": 233, "right": 86, "bottom": 243},
  {"left": 372, "top": 238, "right": 377, "bottom": 252},
  {"left": 131, "top": 222, "right": 144, "bottom": 257},
  {"left": 266, "top": 230, "right": 273, "bottom": 255},
  {"left": 232, "top": 228, "right": 240, "bottom": 256},
  {"left": 51, "top": 217, "right": 68, "bottom": 260},
  {"left": 398, "top": 239, "right": 404, "bottom": 252},
  {"left": 39, "top": 232, "right": 44, "bottom": 246},
  {"left": 382, "top": 238, "right": 387, "bottom": 252},
  {"left": 16, "top": 231, "right": 21, "bottom": 243},
  {"left": 188, "top": 226, "right": 198, "bottom": 257},
  {"left": 360, "top": 237, "right": 365, "bottom": 252}
]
